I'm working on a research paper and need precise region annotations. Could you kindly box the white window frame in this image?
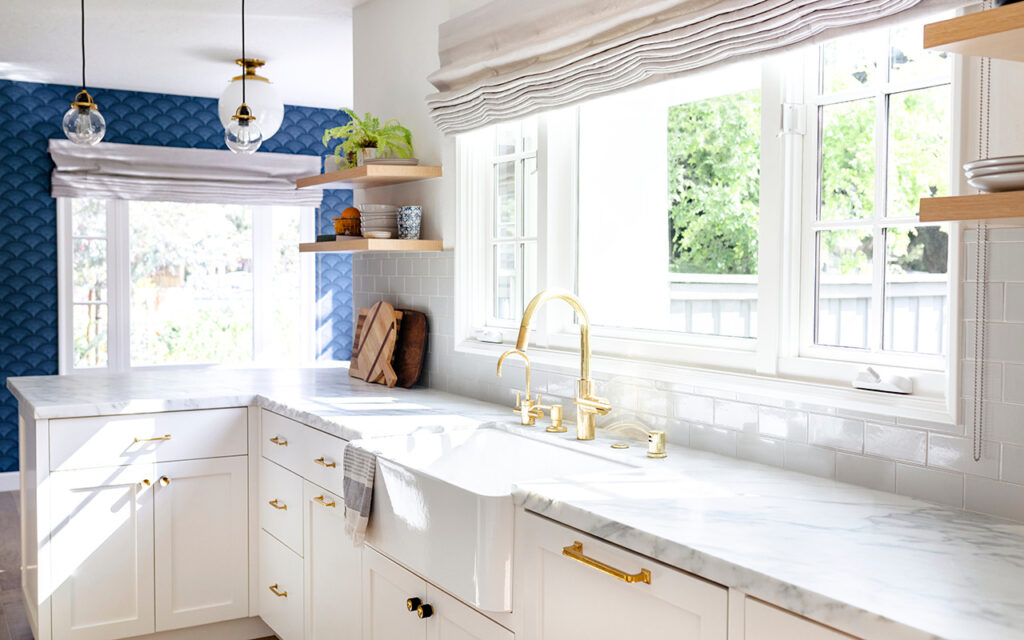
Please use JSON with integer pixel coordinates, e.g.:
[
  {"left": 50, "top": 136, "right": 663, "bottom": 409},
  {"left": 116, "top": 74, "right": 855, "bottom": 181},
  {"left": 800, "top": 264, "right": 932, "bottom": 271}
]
[
  {"left": 56, "top": 197, "right": 316, "bottom": 374},
  {"left": 455, "top": 18, "right": 966, "bottom": 424}
]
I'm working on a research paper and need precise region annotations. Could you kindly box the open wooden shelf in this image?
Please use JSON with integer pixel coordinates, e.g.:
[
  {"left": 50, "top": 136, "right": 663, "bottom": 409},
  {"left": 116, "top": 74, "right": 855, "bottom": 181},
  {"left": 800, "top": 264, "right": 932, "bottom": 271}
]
[
  {"left": 919, "top": 191, "right": 1024, "bottom": 225},
  {"left": 296, "top": 164, "right": 442, "bottom": 189},
  {"left": 924, "top": 3, "right": 1024, "bottom": 62},
  {"left": 299, "top": 237, "right": 443, "bottom": 253}
]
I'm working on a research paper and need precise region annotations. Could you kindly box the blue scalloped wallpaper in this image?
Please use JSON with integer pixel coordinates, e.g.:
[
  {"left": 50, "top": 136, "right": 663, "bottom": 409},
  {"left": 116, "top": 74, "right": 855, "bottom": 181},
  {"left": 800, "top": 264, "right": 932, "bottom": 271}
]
[{"left": 0, "top": 79, "right": 354, "bottom": 473}]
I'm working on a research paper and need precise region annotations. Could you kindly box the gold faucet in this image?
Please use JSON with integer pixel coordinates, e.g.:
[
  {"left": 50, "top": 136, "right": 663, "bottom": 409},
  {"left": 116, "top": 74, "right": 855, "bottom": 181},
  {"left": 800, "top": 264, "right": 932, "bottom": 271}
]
[
  {"left": 496, "top": 349, "right": 544, "bottom": 426},
  {"left": 513, "top": 289, "right": 611, "bottom": 440}
]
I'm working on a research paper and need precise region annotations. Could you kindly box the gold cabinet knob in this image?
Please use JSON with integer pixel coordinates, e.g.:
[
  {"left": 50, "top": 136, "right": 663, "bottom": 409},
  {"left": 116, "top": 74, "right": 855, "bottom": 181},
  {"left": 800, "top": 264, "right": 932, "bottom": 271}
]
[
  {"left": 417, "top": 604, "right": 433, "bottom": 619},
  {"left": 141, "top": 478, "right": 152, "bottom": 487},
  {"left": 159, "top": 476, "right": 171, "bottom": 487},
  {"left": 406, "top": 597, "right": 421, "bottom": 612}
]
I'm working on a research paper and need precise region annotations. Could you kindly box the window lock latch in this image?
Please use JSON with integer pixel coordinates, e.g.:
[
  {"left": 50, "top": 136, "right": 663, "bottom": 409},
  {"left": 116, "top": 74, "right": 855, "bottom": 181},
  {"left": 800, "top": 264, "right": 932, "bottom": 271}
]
[{"left": 780, "top": 103, "right": 806, "bottom": 137}]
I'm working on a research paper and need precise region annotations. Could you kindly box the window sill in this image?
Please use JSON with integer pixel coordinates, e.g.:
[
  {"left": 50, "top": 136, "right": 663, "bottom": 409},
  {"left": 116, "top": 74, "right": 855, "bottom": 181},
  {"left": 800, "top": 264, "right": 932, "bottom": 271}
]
[{"left": 454, "top": 338, "right": 958, "bottom": 425}]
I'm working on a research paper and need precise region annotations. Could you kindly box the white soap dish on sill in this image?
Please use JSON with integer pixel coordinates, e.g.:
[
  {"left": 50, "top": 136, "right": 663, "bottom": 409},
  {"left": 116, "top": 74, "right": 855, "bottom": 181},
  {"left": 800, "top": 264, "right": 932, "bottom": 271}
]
[{"left": 852, "top": 367, "right": 913, "bottom": 395}]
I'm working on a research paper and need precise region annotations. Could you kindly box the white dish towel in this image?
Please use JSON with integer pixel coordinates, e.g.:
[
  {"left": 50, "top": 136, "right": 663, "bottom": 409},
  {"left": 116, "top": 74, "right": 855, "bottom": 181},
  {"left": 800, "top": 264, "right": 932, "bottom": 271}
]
[{"left": 342, "top": 443, "right": 377, "bottom": 546}]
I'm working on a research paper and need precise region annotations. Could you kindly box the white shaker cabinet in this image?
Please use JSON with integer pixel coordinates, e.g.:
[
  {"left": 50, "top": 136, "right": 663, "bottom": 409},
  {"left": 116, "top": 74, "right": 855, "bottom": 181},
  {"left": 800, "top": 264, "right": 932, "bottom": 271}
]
[
  {"left": 745, "top": 599, "right": 854, "bottom": 640},
  {"left": 304, "top": 482, "right": 361, "bottom": 640},
  {"left": 514, "top": 509, "right": 727, "bottom": 640},
  {"left": 153, "top": 456, "right": 249, "bottom": 631},
  {"left": 362, "top": 547, "right": 513, "bottom": 640},
  {"left": 50, "top": 464, "right": 156, "bottom": 640}
]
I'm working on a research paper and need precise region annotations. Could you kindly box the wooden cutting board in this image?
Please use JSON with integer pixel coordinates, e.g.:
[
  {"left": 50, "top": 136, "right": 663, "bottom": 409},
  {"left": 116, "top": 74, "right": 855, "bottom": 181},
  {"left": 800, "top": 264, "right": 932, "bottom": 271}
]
[
  {"left": 349, "top": 301, "right": 399, "bottom": 387},
  {"left": 352, "top": 307, "right": 428, "bottom": 388}
]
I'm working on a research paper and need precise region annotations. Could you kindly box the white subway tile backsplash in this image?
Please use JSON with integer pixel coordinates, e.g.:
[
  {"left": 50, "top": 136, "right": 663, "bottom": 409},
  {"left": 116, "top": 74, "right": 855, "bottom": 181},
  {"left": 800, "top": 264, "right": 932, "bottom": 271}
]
[
  {"left": 663, "top": 419, "right": 691, "bottom": 446},
  {"left": 783, "top": 442, "right": 836, "bottom": 479},
  {"left": 671, "top": 393, "right": 714, "bottom": 424},
  {"left": 1006, "top": 283, "right": 1024, "bottom": 322},
  {"left": 1001, "top": 443, "right": 1024, "bottom": 485},
  {"left": 689, "top": 424, "right": 738, "bottom": 457},
  {"left": 637, "top": 387, "right": 670, "bottom": 417},
  {"left": 928, "top": 433, "right": 1000, "bottom": 479},
  {"left": 963, "top": 281, "right": 1005, "bottom": 321},
  {"left": 737, "top": 433, "right": 785, "bottom": 468},
  {"left": 837, "top": 453, "right": 895, "bottom": 492},
  {"left": 714, "top": 399, "right": 758, "bottom": 432},
  {"left": 965, "top": 476, "right": 1024, "bottom": 522},
  {"left": 895, "top": 464, "right": 963, "bottom": 508},
  {"left": 1004, "top": 364, "right": 1024, "bottom": 404},
  {"left": 865, "top": 423, "right": 927, "bottom": 465},
  {"left": 758, "top": 406, "right": 808, "bottom": 441},
  {"left": 809, "top": 414, "right": 864, "bottom": 452}
]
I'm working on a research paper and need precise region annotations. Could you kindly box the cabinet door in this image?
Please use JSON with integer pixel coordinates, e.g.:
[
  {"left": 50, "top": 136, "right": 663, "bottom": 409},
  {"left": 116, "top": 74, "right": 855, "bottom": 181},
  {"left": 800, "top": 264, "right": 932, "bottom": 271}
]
[
  {"left": 154, "top": 456, "right": 249, "bottom": 631},
  {"left": 425, "top": 585, "right": 514, "bottom": 640},
  {"left": 515, "top": 510, "right": 727, "bottom": 640},
  {"left": 362, "top": 547, "right": 426, "bottom": 640},
  {"left": 745, "top": 599, "right": 855, "bottom": 640},
  {"left": 51, "top": 464, "right": 155, "bottom": 640},
  {"left": 304, "top": 482, "right": 361, "bottom": 640}
]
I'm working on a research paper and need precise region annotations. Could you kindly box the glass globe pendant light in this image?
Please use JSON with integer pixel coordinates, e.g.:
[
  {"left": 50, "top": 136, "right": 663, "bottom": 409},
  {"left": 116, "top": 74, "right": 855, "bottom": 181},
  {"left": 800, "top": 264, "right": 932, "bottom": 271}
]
[
  {"left": 218, "top": 58, "right": 283, "bottom": 140},
  {"left": 225, "top": 0, "right": 263, "bottom": 154},
  {"left": 62, "top": 0, "right": 105, "bottom": 145}
]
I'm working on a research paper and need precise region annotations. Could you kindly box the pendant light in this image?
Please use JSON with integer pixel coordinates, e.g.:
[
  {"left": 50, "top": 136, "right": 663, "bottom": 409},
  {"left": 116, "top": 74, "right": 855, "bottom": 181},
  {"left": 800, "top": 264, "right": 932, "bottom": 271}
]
[
  {"left": 225, "top": 0, "right": 263, "bottom": 154},
  {"left": 62, "top": 0, "right": 105, "bottom": 145},
  {"left": 218, "top": 58, "right": 284, "bottom": 140}
]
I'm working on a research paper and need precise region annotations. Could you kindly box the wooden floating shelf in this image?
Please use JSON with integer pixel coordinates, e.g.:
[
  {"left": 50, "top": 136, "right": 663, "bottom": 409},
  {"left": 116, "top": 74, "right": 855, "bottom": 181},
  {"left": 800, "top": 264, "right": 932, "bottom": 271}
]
[
  {"left": 299, "top": 237, "right": 444, "bottom": 253},
  {"left": 919, "top": 191, "right": 1024, "bottom": 226},
  {"left": 924, "top": 3, "right": 1024, "bottom": 62},
  {"left": 296, "top": 164, "right": 442, "bottom": 189}
]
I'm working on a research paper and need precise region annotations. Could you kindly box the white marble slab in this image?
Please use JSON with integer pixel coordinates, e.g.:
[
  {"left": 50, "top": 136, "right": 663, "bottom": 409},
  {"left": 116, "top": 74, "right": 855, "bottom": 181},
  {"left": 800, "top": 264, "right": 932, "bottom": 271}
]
[
  {"left": 6, "top": 365, "right": 511, "bottom": 442},
  {"left": 513, "top": 442, "right": 1024, "bottom": 640}
]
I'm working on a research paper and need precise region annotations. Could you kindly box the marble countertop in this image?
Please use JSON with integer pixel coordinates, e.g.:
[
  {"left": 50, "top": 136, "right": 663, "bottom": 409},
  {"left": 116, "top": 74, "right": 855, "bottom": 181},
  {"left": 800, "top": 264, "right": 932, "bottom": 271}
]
[
  {"left": 9, "top": 367, "right": 1024, "bottom": 639},
  {"left": 6, "top": 365, "right": 511, "bottom": 442},
  {"left": 513, "top": 440, "right": 1024, "bottom": 640}
]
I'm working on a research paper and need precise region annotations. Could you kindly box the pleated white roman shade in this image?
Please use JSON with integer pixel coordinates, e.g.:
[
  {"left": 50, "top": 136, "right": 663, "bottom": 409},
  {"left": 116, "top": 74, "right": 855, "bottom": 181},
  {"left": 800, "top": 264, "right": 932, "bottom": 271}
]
[
  {"left": 427, "top": 0, "right": 965, "bottom": 134},
  {"left": 49, "top": 140, "right": 323, "bottom": 207}
]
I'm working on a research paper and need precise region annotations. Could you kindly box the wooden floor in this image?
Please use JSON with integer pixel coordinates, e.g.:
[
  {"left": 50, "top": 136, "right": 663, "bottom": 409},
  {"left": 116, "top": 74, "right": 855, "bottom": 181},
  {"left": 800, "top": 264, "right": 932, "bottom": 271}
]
[{"left": 0, "top": 491, "right": 31, "bottom": 640}]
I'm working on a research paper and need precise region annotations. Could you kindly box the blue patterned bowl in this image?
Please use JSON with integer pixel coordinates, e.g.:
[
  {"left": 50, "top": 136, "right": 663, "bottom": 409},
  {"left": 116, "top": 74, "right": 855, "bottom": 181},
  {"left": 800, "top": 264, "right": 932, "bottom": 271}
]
[{"left": 397, "top": 206, "right": 422, "bottom": 240}]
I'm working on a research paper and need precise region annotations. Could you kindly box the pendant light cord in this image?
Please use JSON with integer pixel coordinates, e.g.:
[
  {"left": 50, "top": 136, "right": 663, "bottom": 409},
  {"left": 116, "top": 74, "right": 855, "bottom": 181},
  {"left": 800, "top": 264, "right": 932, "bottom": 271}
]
[
  {"left": 80, "top": 0, "right": 87, "bottom": 90},
  {"left": 241, "top": 0, "right": 246, "bottom": 104},
  {"left": 973, "top": 0, "right": 993, "bottom": 463}
]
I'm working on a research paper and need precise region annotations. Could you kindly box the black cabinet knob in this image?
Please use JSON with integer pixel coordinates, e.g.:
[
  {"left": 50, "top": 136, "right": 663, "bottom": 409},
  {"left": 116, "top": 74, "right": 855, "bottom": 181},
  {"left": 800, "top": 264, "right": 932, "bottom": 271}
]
[
  {"left": 406, "top": 597, "right": 422, "bottom": 612},
  {"left": 417, "top": 604, "right": 434, "bottom": 619}
]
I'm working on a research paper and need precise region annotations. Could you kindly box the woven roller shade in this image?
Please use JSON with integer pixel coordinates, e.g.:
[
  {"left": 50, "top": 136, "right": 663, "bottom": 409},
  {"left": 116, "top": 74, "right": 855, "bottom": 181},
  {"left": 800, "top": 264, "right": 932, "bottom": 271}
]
[
  {"left": 427, "top": 0, "right": 964, "bottom": 134},
  {"left": 49, "top": 140, "right": 323, "bottom": 207}
]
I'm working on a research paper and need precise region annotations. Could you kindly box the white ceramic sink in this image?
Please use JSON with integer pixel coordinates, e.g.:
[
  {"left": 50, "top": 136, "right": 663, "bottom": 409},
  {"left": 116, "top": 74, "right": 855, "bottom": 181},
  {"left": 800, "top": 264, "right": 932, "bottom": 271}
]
[{"left": 360, "top": 425, "right": 631, "bottom": 612}]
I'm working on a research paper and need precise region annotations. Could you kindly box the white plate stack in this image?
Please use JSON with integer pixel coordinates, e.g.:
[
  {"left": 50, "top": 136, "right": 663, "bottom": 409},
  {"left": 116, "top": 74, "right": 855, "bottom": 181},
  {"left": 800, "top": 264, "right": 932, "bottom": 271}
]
[
  {"left": 965, "top": 155, "right": 1024, "bottom": 192},
  {"left": 358, "top": 204, "right": 398, "bottom": 238}
]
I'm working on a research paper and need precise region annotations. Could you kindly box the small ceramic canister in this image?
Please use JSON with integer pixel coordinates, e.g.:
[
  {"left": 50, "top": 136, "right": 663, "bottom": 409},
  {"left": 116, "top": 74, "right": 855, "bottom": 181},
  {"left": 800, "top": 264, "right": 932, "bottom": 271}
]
[{"left": 398, "top": 206, "right": 422, "bottom": 240}]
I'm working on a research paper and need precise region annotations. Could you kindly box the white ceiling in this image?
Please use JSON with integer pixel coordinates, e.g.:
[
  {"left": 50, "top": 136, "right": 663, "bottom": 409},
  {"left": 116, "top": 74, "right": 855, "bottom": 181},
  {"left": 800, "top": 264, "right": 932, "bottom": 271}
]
[{"left": 0, "top": 0, "right": 365, "bottom": 109}]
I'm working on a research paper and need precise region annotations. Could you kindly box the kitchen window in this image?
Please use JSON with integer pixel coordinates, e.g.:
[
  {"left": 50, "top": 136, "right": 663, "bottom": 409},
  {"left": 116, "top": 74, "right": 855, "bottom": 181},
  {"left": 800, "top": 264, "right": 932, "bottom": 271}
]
[
  {"left": 457, "top": 15, "right": 961, "bottom": 418},
  {"left": 58, "top": 197, "right": 315, "bottom": 373}
]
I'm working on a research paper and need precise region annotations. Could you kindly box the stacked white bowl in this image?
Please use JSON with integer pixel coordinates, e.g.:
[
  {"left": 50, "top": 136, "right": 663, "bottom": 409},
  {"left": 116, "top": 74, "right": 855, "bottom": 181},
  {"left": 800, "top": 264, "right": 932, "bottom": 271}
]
[
  {"left": 359, "top": 204, "right": 399, "bottom": 238},
  {"left": 964, "top": 156, "right": 1024, "bottom": 192}
]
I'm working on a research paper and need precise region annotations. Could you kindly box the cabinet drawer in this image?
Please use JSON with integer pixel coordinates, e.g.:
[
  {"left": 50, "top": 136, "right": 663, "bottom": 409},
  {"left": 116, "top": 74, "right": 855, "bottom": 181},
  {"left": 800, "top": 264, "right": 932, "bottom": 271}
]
[
  {"left": 260, "top": 458, "right": 304, "bottom": 556},
  {"left": 51, "top": 408, "right": 248, "bottom": 471},
  {"left": 259, "top": 530, "right": 304, "bottom": 640},
  {"left": 745, "top": 599, "right": 855, "bottom": 639},
  {"left": 262, "top": 409, "right": 346, "bottom": 496}
]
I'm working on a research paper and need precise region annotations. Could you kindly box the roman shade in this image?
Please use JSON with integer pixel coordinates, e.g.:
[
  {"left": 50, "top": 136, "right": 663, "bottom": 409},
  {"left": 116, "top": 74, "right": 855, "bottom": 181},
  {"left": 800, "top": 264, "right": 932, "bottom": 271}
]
[
  {"left": 49, "top": 140, "right": 323, "bottom": 207},
  {"left": 427, "top": 0, "right": 965, "bottom": 134}
]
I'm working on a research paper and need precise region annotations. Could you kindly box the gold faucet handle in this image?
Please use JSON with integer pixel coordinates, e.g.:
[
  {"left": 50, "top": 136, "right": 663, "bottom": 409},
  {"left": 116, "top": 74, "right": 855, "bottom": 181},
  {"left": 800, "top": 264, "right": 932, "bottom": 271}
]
[
  {"left": 538, "top": 402, "right": 566, "bottom": 433},
  {"left": 576, "top": 395, "right": 612, "bottom": 416}
]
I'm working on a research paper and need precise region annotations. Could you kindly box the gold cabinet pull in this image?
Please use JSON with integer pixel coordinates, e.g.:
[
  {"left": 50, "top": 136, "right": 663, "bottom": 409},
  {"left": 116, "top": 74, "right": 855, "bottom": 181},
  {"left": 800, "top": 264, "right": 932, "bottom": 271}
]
[
  {"left": 314, "top": 456, "right": 337, "bottom": 468},
  {"left": 134, "top": 434, "right": 171, "bottom": 443},
  {"left": 562, "top": 541, "right": 651, "bottom": 584},
  {"left": 269, "top": 436, "right": 288, "bottom": 446},
  {"left": 159, "top": 476, "right": 171, "bottom": 487},
  {"left": 141, "top": 479, "right": 152, "bottom": 487},
  {"left": 268, "top": 584, "right": 287, "bottom": 598},
  {"left": 268, "top": 499, "right": 287, "bottom": 511},
  {"left": 313, "top": 495, "right": 336, "bottom": 508}
]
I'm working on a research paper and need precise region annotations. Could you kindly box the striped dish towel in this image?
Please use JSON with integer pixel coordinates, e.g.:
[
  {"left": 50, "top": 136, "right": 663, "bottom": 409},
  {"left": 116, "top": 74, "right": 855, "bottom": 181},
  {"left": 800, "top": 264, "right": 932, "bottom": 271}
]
[{"left": 342, "top": 443, "right": 377, "bottom": 546}]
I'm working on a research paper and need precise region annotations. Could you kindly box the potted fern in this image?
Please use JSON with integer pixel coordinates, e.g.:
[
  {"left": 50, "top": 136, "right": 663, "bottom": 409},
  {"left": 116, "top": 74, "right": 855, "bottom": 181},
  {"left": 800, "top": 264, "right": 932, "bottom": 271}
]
[{"left": 322, "top": 108, "right": 414, "bottom": 170}]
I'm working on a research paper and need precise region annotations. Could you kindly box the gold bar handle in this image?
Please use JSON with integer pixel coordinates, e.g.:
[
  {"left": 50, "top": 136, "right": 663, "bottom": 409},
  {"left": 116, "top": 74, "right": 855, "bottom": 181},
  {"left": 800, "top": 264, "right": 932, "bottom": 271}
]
[
  {"left": 313, "top": 495, "right": 336, "bottom": 508},
  {"left": 268, "top": 584, "right": 287, "bottom": 598},
  {"left": 314, "top": 456, "right": 337, "bottom": 468},
  {"left": 269, "top": 436, "right": 288, "bottom": 446},
  {"left": 562, "top": 541, "right": 651, "bottom": 584},
  {"left": 134, "top": 434, "right": 171, "bottom": 443},
  {"left": 268, "top": 499, "right": 287, "bottom": 511}
]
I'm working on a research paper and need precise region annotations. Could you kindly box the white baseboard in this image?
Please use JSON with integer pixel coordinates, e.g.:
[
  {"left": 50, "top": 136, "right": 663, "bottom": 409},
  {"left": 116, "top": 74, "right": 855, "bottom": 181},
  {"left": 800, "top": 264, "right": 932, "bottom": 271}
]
[{"left": 0, "top": 471, "right": 18, "bottom": 492}]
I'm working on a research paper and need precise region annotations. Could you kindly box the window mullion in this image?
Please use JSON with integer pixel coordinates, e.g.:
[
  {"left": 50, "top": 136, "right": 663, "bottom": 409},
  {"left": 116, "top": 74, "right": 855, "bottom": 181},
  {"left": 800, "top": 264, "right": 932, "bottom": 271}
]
[
  {"left": 252, "top": 206, "right": 270, "bottom": 362},
  {"left": 56, "top": 199, "right": 73, "bottom": 374},
  {"left": 108, "top": 199, "right": 131, "bottom": 372}
]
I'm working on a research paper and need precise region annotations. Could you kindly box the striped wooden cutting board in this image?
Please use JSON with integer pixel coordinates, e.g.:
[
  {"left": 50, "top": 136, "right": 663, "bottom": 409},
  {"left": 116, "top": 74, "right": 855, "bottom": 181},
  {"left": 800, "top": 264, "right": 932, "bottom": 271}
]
[{"left": 349, "top": 301, "right": 399, "bottom": 387}]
